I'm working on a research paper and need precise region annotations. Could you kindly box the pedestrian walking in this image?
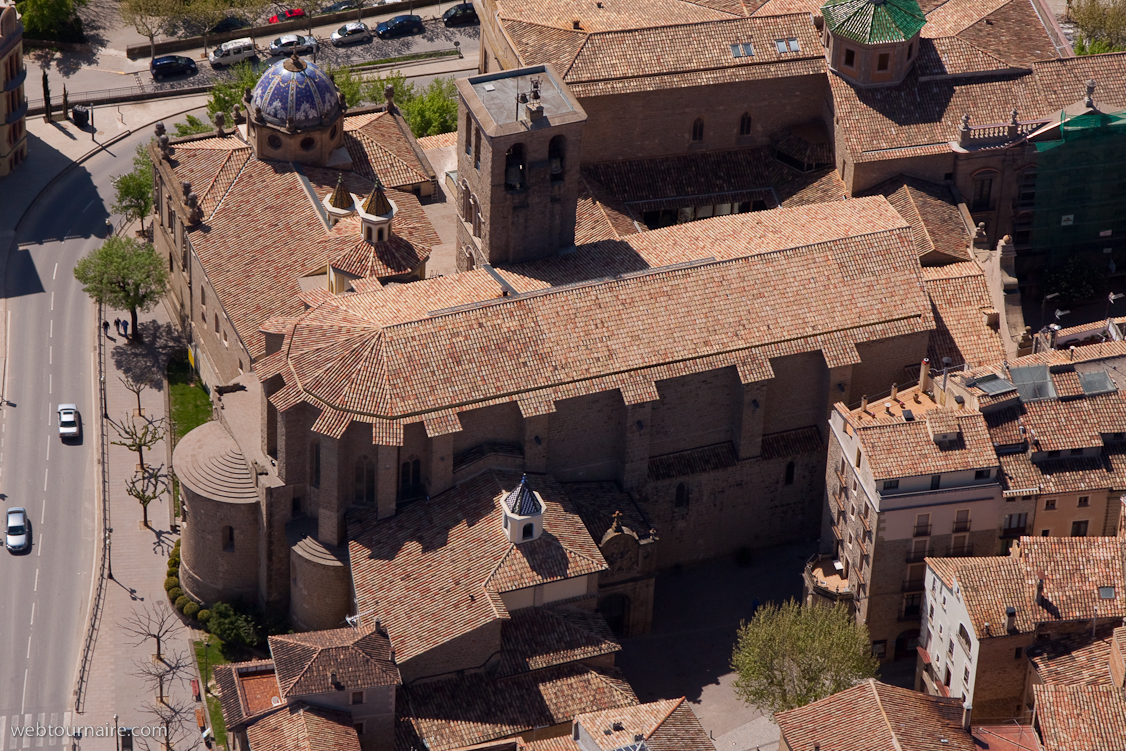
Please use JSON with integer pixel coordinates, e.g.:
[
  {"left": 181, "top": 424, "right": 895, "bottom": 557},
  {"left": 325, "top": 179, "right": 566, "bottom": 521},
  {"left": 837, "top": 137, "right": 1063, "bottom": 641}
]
[
  {"left": 114, "top": 317, "right": 121, "bottom": 333},
  {"left": 121, "top": 320, "right": 129, "bottom": 338},
  {"left": 102, "top": 320, "right": 110, "bottom": 337}
]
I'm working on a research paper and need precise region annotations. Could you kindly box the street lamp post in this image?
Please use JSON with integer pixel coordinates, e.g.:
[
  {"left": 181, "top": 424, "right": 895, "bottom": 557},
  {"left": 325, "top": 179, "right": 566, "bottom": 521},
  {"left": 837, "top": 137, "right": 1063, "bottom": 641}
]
[
  {"left": 90, "top": 103, "right": 95, "bottom": 142},
  {"left": 106, "top": 527, "right": 114, "bottom": 581}
]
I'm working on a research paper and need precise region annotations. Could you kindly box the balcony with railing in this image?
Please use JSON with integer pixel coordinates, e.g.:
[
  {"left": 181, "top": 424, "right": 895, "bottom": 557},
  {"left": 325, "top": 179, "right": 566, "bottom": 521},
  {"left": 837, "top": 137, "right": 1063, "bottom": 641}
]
[
  {"left": 902, "top": 578, "right": 926, "bottom": 592},
  {"left": 906, "top": 548, "right": 929, "bottom": 563},
  {"left": 955, "top": 110, "right": 1053, "bottom": 151},
  {"left": 946, "top": 543, "right": 975, "bottom": 557},
  {"left": 952, "top": 519, "right": 971, "bottom": 533},
  {"left": 1001, "top": 525, "right": 1027, "bottom": 539},
  {"left": 913, "top": 523, "right": 932, "bottom": 537},
  {"left": 898, "top": 604, "right": 922, "bottom": 621}
]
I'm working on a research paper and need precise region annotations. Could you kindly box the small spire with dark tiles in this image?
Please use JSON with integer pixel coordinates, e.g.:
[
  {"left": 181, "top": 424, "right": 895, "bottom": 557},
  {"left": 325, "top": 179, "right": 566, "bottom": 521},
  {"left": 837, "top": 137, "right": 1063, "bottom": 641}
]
[
  {"left": 328, "top": 173, "right": 353, "bottom": 210},
  {"left": 361, "top": 175, "right": 393, "bottom": 216},
  {"left": 504, "top": 474, "right": 540, "bottom": 516}
]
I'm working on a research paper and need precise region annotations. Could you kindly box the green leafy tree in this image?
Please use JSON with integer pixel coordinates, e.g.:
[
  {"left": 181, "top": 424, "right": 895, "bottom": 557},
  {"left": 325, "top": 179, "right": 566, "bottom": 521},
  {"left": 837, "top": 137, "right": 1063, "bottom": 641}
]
[
  {"left": 327, "top": 65, "right": 363, "bottom": 108},
  {"left": 208, "top": 61, "right": 262, "bottom": 121},
  {"left": 207, "top": 602, "right": 260, "bottom": 648},
  {"left": 73, "top": 236, "right": 168, "bottom": 343},
  {"left": 226, "top": 0, "right": 270, "bottom": 45},
  {"left": 17, "top": 0, "right": 83, "bottom": 42},
  {"left": 174, "top": 114, "right": 215, "bottom": 137},
  {"left": 730, "top": 600, "right": 878, "bottom": 714},
  {"left": 111, "top": 143, "right": 155, "bottom": 233},
  {"left": 179, "top": 0, "right": 228, "bottom": 53},
  {"left": 120, "top": 0, "right": 181, "bottom": 59},
  {"left": 1046, "top": 257, "right": 1108, "bottom": 303},
  {"left": 1071, "top": 0, "right": 1126, "bottom": 50},
  {"left": 365, "top": 70, "right": 416, "bottom": 111},
  {"left": 403, "top": 76, "right": 458, "bottom": 137}
]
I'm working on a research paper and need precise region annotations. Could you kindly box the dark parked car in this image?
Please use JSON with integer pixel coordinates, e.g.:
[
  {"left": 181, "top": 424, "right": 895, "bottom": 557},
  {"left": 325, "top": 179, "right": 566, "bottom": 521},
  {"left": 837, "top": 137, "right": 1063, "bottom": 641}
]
[
  {"left": 150, "top": 55, "right": 198, "bottom": 81},
  {"left": 376, "top": 14, "right": 425, "bottom": 39},
  {"left": 321, "top": 0, "right": 361, "bottom": 13},
  {"left": 331, "top": 21, "right": 372, "bottom": 45},
  {"left": 442, "top": 3, "right": 477, "bottom": 26},
  {"left": 209, "top": 16, "right": 249, "bottom": 34},
  {"left": 268, "top": 8, "right": 306, "bottom": 23}
]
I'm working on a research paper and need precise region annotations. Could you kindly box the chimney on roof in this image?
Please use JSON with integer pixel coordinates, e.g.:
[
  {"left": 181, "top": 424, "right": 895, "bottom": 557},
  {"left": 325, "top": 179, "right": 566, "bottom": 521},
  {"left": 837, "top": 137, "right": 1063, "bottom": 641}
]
[
  {"left": 919, "top": 358, "right": 931, "bottom": 392},
  {"left": 1006, "top": 606, "right": 1016, "bottom": 633},
  {"left": 330, "top": 671, "right": 340, "bottom": 689},
  {"left": 890, "top": 383, "right": 899, "bottom": 402},
  {"left": 1037, "top": 576, "right": 1046, "bottom": 604},
  {"left": 572, "top": 19, "right": 582, "bottom": 29},
  {"left": 961, "top": 702, "right": 972, "bottom": 733},
  {"left": 611, "top": 722, "right": 624, "bottom": 732},
  {"left": 885, "top": 402, "right": 893, "bottom": 416},
  {"left": 1086, "top": 79, "right": 1096, "bottom": 109},
  {"left": 860, "top": 395, "right": 869, "bottom": 414}
]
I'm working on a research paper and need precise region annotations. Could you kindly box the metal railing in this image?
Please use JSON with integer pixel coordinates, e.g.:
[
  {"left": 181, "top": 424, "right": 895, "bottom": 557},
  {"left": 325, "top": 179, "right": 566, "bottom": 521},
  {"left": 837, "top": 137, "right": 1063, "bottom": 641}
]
[
  {"left": 913, "top": 523, "right": 932, "bottom": 537},
  {"left": 906, "top": 548, "right": 929, "bottom": 563},
  {"left": 952, "top": 520, "right": 972, "bottom": 533},
  {"left": 902, "top": 578, "right": 926, "bottom": 592},
  {"left": 74, "top": 303, "right": 111, "bottom": 712},
  {"left": 27, "top": 83, "right": 212, "bottom": 117},
  {"left": 1001, "top": 525, "right": 1028, "bottom": 539},
  {"left": 946, "top": 543, "right": 975, "bottom": 557}
]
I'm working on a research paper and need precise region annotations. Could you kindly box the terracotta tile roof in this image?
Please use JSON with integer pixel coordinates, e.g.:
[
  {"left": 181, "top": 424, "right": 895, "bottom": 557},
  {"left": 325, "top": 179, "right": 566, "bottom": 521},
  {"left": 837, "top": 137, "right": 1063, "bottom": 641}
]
[
  {"left": 575, "top": 175, "right": 638, "bottom": 244},
  {"left": 342, "top": 111, "right": 433, "bottom": 188},
  {"left": 1031, "top": 624, "right": 1118, "bottom": 686},
  {"left": 558, "top": 15, "right": 825, "bottom": 97},
  {"left": 397, "top": 664, "right": 639, "bottom": 751},
  {"left": 915, "top": 36, "right": 1018, "bottom": 79},
  {"left": 921, "top": 0, "right": 1011, "bottom": 39},
  {"left": 503, "top": 21, "right": 591, "bottom": 76},
  {"left": 268, "top": 207, "right": 930, "bottom": 423},
  {"left": 649, "top": 442, "right": 739, "bottom": 481},
  {"left": 922, "top": 263, "right": 1006, "bottom": 369},
  {"left": 268, "top": 625, "right": 400, "bottom": 697},
  {"left": 348, "top": 471, "right": 606, "bottom": 664},
  {"left": 998, "top": 449, "right": 1126, "bottom": 496},
  {"left": 939, "top": 537, "right": 1126, "bottom": 638},
  {"left": 853, "top": 410, "right": 995, "bottom": 480},
  {"left": 496, "top": 0, "right": 736, "bottom": 35},
  {"left": 498, "top": 607, "right": 621, "bottom": 677},
  {"left": 1033, "top": 684, "right": 1126, "bottom": 751},
  {"left": 562, "top": 481, "right": 656, "bottom": 542},
  {"left": 579, "top": 148, "right": 845, "bottom": 217},
  {"left": 775, "top": 679, "right": 974, "bottom": 751},
  {"left": 1033, "top": 53, "right": 1126, "bottom": 114},
  {"left": 829, "top": 70, "right": 1046, "bottom": 163},
  {"left": 245, "top": 702, "right": 361, "bottom": 751},
  {"left": 951, "top": 0, "right": 1062, "bottom": 68},
  {"left": 239, "top": 672, "right": 283, "bottom": 714},
  {"left": 927, "top": 557, "right": 960, "bottom": 588},
  {"left": 1014, "top": 391, "right": 1126, "bottom": 452},
  {"left": 213, "top": 660, "right": 280, "bottom": 731},
  {"left": 416, "top": 131, "right": 458, "bottom": 150},
  {"left": 860, "top": 176, "right": 970, "bottom": 263},
  {"left": 174, "top": 146, "right": 436, "bottom": 361},
  {"left": 751, "top": 0, "right": 822, "bottom": 16},
  {"left": 576, "top": 698, "right": 711, "bottom": 751},
  {"left": 761, "top": 426, "right": 824, "bottom": 459}
]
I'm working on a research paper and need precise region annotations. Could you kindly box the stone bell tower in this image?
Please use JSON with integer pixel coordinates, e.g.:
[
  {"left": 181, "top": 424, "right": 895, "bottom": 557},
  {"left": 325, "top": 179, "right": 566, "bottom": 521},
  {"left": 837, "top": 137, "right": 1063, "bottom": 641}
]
[{"left": 454, "top": 64, "right": 587, "bottom": 270}]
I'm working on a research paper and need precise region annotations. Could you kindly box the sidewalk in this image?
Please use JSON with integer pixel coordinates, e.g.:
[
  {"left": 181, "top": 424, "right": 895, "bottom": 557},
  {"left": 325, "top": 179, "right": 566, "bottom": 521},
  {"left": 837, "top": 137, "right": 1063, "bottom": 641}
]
[{"left": 78, "top": 303, "right": 204, "bottom": 750}]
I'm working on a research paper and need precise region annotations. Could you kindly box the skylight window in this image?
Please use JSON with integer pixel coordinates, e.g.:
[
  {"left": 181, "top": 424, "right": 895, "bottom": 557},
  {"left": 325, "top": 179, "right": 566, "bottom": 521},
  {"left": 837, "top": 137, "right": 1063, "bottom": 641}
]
[
  {"left": 788, "top": 38, "right": 800, "bottom": 52},
  {"left": 775, "top": 38, "right": 800, "bottom": 53},
  {"left": 1099, "top": 585, "right": 1116, "bottom": 600},
  {"left": 730, "top": 43, "right": 754, "bottom": 58}
]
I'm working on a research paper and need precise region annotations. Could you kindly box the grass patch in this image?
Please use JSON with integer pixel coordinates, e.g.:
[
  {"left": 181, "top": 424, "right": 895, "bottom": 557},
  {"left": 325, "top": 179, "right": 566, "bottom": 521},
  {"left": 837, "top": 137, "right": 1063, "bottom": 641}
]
[
  {"left": 168, "top": 355, "right": 212, "bottom": 446},
  {"left": 194, "top": 637, "right": 229, "bottom": 747},
  {"left": 350, "top": 48, "right": 459, "bottom": 70}
]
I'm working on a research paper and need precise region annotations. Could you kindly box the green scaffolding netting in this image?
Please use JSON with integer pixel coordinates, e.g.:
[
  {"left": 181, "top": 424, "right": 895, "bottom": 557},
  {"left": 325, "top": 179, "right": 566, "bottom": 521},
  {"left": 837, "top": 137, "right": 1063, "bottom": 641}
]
[{"left": 1029, "top": 110, "right": 1126, "bottom": 272}]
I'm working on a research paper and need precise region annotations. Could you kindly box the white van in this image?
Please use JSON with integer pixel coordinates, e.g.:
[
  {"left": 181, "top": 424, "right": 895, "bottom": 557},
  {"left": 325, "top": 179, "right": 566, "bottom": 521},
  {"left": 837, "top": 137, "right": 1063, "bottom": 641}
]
[{"left": 209, "top": 38, "right": 257, "bottom": 67}]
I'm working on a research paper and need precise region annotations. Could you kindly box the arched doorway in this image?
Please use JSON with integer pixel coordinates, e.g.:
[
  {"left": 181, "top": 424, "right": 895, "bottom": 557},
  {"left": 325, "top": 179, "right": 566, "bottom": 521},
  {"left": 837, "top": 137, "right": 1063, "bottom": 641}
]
[
  {"left": 599, "top": 594, "right": 631, "bottom": 637},
  {"left": 894, "top": 628, "right": 920, "bottom": 661}
]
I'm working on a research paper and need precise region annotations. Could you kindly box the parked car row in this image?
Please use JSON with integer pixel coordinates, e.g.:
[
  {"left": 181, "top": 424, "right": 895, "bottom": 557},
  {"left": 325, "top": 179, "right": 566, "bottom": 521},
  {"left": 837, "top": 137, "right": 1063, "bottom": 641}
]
[{"left": 151, "top": 5, "right": 477, "bottom": 78}]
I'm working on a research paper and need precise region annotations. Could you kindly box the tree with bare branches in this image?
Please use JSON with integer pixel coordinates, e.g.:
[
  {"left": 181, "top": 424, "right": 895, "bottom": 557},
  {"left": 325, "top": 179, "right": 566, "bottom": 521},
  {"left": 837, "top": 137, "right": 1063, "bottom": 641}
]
[
  {"left": 120, "top": 373, "right": 159, "bottom": 416},
  {"left": 133, "top": 648, "right": 193, "bottom": 703},
  {"left": 122, "top": 602, "right": 182, "bottom": 663},
  {"left": 111, "top": 414, "right": 167, "bottom": 470},
  {"left": 126, "top": 465, "right": 166, "bottom": 528},
  {"left": 140, "top": 696, "right": 199, "bottom": 751}
]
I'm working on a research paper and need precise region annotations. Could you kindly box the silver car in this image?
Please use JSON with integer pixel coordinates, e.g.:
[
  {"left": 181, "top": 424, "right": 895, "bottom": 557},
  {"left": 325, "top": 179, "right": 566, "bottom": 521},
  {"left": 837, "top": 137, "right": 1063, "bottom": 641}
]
[
  {"left": 331, "top": 21, "right": 371, "bottom": 46},
  {"left": 58, "top": 403, "right": 80, "bottom": 440},
  {"left": 6, "top": 507, "right": 28, "bottom": 552},
  {"left": 269, "top": 34, "right": 318, "bottom": 56}
]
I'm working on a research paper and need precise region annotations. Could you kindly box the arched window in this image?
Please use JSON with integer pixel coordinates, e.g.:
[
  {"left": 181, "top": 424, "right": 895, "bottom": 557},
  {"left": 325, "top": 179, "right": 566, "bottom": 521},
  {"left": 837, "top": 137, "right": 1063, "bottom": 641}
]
[
  {"left": 522, "top": 522, "right": 534, "bottom": 541},
  {"left": 691, "top": 118, "right": 704, "bottom": 141},
  {"left": 460, "top": 179, "right": 471, "bottom": 219},
  {"left": 675, "top": 483, "right": 688, "bottom": 508},
  {"left": 222, "top": 525, "right": 234, "bottom": 551},
  {"left": 470, "top": 195, "right": 482, "bottom": 237},
  {"left": 465, "top": 114, "right": 473, "bottom": 156},
  {"left": 464, "top": 247, "right": 476, "bottom": 271},
  {"left": 970, "top": 169, "right": 999, "bottom": 212},
  {"left": 474, "top": 128, "right": 482, "bottom": 170},
  {"left": 504, "top": 143, "right": 526, "bottom": 191},
  {"left": 399, "top": 458, "right": 423, "bottom": 499},
  {"left": 355, "top": 456, "right": 375, "bottom": 505},
  {"left": 549, "top": 135, "right": 566, "bottom": 183},
  {"left": 739, "top": 112, "right": 752, "bottom": 136},
  {"left": 785, "top": 461, "right": 795, "bottom": 485}
]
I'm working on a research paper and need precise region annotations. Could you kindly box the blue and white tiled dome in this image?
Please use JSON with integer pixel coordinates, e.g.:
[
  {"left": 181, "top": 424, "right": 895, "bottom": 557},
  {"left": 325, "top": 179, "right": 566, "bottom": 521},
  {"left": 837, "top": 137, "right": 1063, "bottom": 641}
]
[{"left": 250, "top": 55, "right": 341, "bottom": 130}]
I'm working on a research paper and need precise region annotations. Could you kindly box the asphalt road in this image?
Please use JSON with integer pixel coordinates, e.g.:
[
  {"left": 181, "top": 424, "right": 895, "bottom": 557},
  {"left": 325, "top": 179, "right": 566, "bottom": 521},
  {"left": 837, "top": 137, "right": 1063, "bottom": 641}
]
[
  {"left": 0, "top": 126, "right": 160, "bottom": 735},
  {"left": 39, "top": 13, "right": 481, "bottom": 98}
]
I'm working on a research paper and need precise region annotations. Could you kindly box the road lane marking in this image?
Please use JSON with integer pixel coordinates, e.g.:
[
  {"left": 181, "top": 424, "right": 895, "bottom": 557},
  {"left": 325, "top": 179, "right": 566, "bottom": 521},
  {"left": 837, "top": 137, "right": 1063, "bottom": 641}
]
[
  {"left": 49, "top": 345, "right": 51, "bottom": 365},
  {"left": 45, "top": 435, "right": 49, "bottom": 461},
  {"left": 33, "top": 568, "right": 38, "bottom": 591},
  {"left": 37, "top": 534, "right": 42, "bottom": 556},
  {"left": 52, "top": 262, "right": 57, "bottom": 280},
  {"left": 21, "top": 714, "right": 29, "bottom": 747},
  {"left": 83, "top": 198, "right": 96, "bottom": 213},
  {"left": 0, "top": 715, "right": 6, "bottom": 751},
  {"left": 26, "top": 634, "right": 31, "bottom": 658},
  {"left": 49, "top": 319, "right": 52, "bottom": 338},
  {"left": 29, "top": 602, "right": 34, "bottom": 626},
  {"left": 50, "top": 291, "right": 53, "bottom": 311},
  {"left": 3, "top": 308, "right": 9, "bottom": 400},
  {"left": 40, "top": 496, "right": 45, "bottom": 523},
  {"left": 43, "top": 466, "right": 47, "bottom": 490},
  {"left": 35, "top": 715, "right": 43, "bottom": 749},
  {"left": 48, "top": 373, "right": 51, "bottom": 395}
]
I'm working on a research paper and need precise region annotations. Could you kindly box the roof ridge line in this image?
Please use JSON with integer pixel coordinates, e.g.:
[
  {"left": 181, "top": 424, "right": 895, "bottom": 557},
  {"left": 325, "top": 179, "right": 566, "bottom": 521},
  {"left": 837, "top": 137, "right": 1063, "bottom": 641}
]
[
  {"left": 647, "top": 697, "right": 684, "bottom": 739},
  {"left": 284, "top": 641, "right": 326, "bottom": 696},
  {"left": 581, "top": 10, "right": 811, "bottom": 37},
  {"left": 868, "top": 679, "right": 904, "bottom": 751},
  {"left": 207, "top": 148, "right": 254, "bottom": 222}
]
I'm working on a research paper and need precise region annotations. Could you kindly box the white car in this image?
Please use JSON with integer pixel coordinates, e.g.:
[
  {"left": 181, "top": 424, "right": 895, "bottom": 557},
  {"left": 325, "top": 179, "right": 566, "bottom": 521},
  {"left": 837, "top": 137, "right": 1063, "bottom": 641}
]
[
  {"left": 331, "top": 21, "right": 371, "bottom": 46},
  {"left": 58, "top": 403, "right": 80, "bottom": 440},
  {"left": 6, "top": 507, "right": 28, "bottom": 552}
]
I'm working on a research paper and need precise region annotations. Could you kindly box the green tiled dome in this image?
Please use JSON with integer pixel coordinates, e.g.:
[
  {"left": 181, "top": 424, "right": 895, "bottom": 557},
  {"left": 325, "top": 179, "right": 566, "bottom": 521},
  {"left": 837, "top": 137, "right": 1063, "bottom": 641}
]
[{"left": 821, "top": 0, "right": 926, "bottom": 44}]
